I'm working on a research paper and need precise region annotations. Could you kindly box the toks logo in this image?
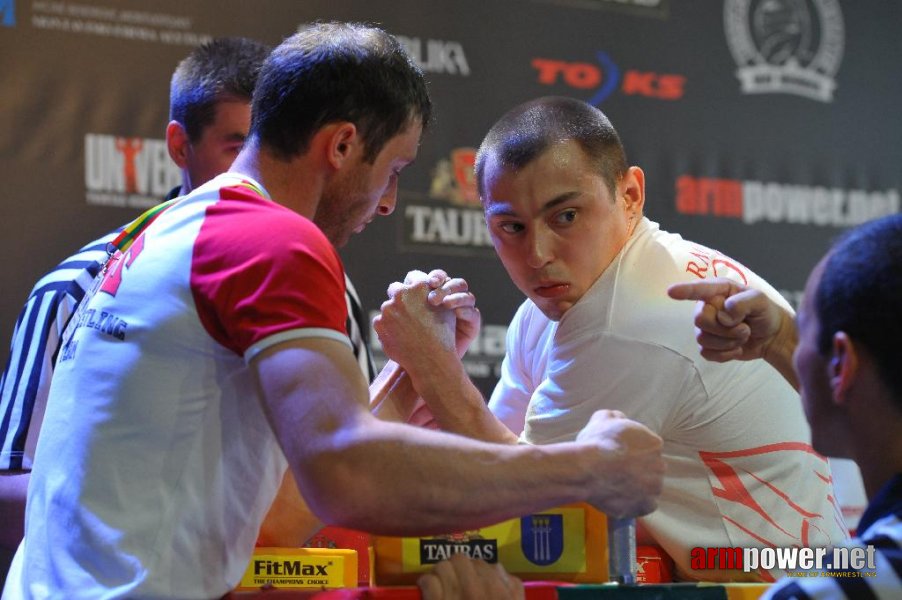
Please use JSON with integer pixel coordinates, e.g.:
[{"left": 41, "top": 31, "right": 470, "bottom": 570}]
[
  {"left": 676, "top": 175, "right": 900, "bottom": 228},
  {"left": 84, "top": 133, "right": 180, "bottom": 209},
  {"left": 724, "top": 0, "right": 844, "bottom": 102},
  {"left": 533, "top": 52, "right": 686, "bottom": 105}
]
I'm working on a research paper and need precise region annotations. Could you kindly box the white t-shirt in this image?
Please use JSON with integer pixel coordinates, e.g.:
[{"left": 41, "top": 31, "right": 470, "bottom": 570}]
[
  {"left": 3, "top": 174, "right": 351, "bottom": 599},
  {"left": 489, "top": 218, "right": 848, "bottom": 582}
]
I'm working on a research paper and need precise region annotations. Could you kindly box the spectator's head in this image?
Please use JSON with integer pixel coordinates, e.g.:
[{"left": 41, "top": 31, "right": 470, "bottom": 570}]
[
  {"left": 167, "top": 37, "right": 270, "bottom": 193},
  {"left": 795, "top": 213, "right": 902, "bottom": 456}
]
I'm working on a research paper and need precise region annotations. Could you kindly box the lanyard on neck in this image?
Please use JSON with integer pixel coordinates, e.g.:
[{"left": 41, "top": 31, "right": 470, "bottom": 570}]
[
  {"left": 105, "top": 178, "right": 267, "bottom": 262},
  {"left": 233, "top": 179, "right": 267, "bottom": 199},
  {"left": 106, "top": 197, "right": 180, "bottom": 257}
]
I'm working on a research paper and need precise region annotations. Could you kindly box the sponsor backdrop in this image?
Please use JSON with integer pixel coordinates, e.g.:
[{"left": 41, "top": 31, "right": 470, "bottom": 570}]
[{"left": 1, "top": 2, "right": 898, "bottom": 423}]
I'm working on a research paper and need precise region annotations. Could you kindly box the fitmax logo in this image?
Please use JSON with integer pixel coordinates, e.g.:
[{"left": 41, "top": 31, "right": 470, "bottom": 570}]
[
  {"left": 253, "top": 560, "right": 329, "bottom": 577},
  {"left": 1, "top": 0, "right": 15, "bottom": 27}
]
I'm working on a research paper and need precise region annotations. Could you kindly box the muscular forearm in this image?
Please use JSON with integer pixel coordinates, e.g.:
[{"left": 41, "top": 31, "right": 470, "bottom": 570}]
[
  {"left": 419, "top": 365, "right": 517, "bottom": 443},
  {"left": 258, "top": 338, "right": 661, "bottom": 541},
  {"left": 369, "top": 360, "right": 421, "bottom": 422},
  {"left": 400, "top": 349, "right": 518, "bottom": 444},
  {"left": 297, "top": 418, "right": 598, "bottom": 536}
]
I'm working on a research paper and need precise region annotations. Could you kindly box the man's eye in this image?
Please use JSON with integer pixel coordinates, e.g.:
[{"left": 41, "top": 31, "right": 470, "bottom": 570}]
[
  {"left": 555, "top": 209, "right": 577, "bottom": 224},
  {"left": 498, "top": 222, "right": 523, "bottom": 234}
]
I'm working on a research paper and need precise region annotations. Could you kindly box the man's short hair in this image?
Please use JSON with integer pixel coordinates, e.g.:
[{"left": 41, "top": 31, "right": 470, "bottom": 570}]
[
  {"left": 250, "top": 22, "right": 432, "bottom": 163},
  {"left": 169, "top": 37, "right": 271, "bottom": 142},
  {"left": 474, "top": 96, "right": 628, "bottom": 199},
  {"left": 816, "top": 213, "right": 902, "bottom": 404}
]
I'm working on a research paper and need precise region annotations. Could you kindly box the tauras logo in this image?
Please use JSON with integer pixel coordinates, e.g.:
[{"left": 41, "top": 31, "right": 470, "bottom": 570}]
[
  {"left": 253, "top": 559, "right": 329, "bottom": 577},
  {"left": 84, "top": 133, "right": 180, "bottom": 208},
  {"left": 420, "top": 538, "right": 498, "bottom": 564},
  {"left": 405, "top": 205, "right": 493, "bottom": 247},
  {"left": 396, "top": 35, "right": 470, "bottom": 76},
  {"left": 724, "top": 0, "right": 844, "bottom": 102},
  {"left": 401, "top": 148, "right": 495, "bottom": 254}
]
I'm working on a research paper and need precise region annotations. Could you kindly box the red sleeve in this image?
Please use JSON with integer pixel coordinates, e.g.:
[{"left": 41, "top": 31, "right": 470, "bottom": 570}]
[{"left": 190, "top": 187, "right": 347, "bottom": 357}]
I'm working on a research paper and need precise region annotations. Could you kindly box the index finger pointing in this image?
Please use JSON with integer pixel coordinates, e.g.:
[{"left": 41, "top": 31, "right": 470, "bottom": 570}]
[{"left": 667, "top": 279, "right": 740, "bottom": 302}]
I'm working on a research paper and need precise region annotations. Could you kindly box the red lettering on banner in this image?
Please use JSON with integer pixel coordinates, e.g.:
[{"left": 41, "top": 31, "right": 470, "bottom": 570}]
[
  {"left": 622, "top": 71, "right": 656, "bottom": 96},
  {"left": 532, "top": 57, "right": 686, "bottom": 100},
  {"left": 622, "top": 72, "right": 685, "bottom": 99},
  {"left": 100, "top": 233, "right": 146, "bottom": 297},
  {"left": 532, "top": 58, "right": 568, "bottom": 84},
  {"left": 655, "top": 74, "right": 686, "bottom": 100},
  {"left": 532, "top": 58, "right": 601, "bottom": 89},
  {"left": 563, "top": 63, "right": 601, "bottom": 89},
  {"left": 675, "top": 176, "right": 743, "bottom": 217}
]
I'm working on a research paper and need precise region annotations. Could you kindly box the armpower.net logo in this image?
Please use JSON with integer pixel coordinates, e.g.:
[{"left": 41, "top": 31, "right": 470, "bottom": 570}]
[
  {"left": 675, "top": 175, "right": 899, "bottom": 228},
  {"left": 691, "top": 545, "right": 878, "bottom": 579}
]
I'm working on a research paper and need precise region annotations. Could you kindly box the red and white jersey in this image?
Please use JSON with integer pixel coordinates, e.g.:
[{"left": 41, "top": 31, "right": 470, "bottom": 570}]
[
  {"left": 489, "top": 218, "right": 848, "bottom": 582},
  {"left": 6, "top": 174, "right": 350, "bottom": 599}
]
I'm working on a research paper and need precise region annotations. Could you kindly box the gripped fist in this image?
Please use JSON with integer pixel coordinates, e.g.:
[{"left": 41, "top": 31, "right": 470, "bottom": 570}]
[{"left": 575, "top": 410, "right": 664, "bottom": 519}]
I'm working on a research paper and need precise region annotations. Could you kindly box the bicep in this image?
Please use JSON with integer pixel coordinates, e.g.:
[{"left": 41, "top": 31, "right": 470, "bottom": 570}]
[{"left": 250, "top": 336, "right": 372, "bottom": 474}]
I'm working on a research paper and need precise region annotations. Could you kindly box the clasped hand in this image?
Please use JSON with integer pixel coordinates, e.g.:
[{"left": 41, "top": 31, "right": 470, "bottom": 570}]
[{"left": 373, "top": 269, "right": 481, "bottom": 364}]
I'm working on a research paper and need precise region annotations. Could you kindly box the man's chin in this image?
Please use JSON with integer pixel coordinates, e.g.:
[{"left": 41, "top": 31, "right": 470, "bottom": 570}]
[{"left": 322, "top": 226, "right": 353, "bottom": 248}]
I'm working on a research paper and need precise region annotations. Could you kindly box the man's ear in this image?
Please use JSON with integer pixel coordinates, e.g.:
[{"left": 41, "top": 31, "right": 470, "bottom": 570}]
[
  {"left": 166, "top": 120, "right": 190, "bottom": 169},
  {"left": 620, "top": 166, "right": 646, "bottom": 216},
  {"left": 325, "top": 122, "right": 359, "bottom": 170},
  {"left": 830, "top": 332, "right": 859, "bottom": 406}
]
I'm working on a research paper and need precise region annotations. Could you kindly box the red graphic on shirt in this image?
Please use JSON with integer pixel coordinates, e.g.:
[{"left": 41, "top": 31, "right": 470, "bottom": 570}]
[
  {"left": 698, "top": 442, "right": 844, "bottom": 582},
  {"left": 115, "top": 137, "right": 144, "bottom": 194},
  {"left": 100, "top": 233, "right": 146, "bottom": 297},
  {"left": 685, "top": 246, "right": 749, "bottom": 286}
]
